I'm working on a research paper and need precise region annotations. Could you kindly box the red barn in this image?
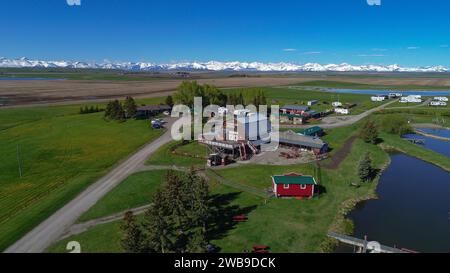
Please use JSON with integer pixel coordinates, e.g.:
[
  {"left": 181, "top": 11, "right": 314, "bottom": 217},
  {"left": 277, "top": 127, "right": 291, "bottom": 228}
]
[{"left": 272, "top": 173, "right": 317, "bottom": 198}]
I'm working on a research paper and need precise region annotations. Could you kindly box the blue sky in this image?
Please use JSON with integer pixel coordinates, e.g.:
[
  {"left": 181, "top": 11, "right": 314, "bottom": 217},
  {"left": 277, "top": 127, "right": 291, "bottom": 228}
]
[{"left": 1, "top": 0, "right": 450, "bottom": 66}]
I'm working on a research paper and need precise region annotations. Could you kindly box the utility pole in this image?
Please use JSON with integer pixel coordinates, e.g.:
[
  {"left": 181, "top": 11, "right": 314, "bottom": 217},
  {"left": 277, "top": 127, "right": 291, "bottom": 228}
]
[{"left": 16, "top": 144, "right": 22, "bottom": 178}]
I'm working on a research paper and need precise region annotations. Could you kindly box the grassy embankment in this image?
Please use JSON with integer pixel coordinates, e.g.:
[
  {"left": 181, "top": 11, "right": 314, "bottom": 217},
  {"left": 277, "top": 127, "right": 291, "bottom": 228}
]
[{"left": 0, "top": 97, "right": 166, "bottom": 251}]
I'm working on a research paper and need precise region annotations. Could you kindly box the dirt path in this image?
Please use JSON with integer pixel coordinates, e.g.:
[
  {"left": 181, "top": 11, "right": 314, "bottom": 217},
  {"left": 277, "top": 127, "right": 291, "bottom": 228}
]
[
  {"left": 321, "top": 136, "right": 357, "bottom": 170},
  {"left": 59, "top": 204, "right": 152, "bottom": 240}
]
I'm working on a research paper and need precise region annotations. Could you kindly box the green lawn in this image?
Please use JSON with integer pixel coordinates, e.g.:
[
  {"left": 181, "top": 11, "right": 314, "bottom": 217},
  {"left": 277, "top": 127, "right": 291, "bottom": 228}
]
[
  {"left": 146, "top": 141, "right": 206, "bottom": 167},
  {"left": 77, "top": 170, "right": 174, "bottom": 223},
  {"left": 0, "top": 105, "right": 165, "bottom": 251}
]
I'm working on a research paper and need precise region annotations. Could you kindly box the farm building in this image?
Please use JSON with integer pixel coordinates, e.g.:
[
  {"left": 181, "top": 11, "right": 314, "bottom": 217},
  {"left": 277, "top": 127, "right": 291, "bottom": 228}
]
[
  {"left": 280, "top": 105, "right": 310, "bottom": 115},
  {"left": 334, "top": 108, "right": 350, "bottom": 115},
  {"left": 225, "top": 111, "right": 271, "bottom": 142},
  {"left": 272, "top": 173, "right": 317, "bottom": 198},
  {"left": 136, "top": 105, "right": 172, "bottom": 119},
  {"left": 279, "top": 130, "right": 328, "bottom": 155},
  {"left": 298, "top": 126, "right": 324, "bottom": 137},
  {"left": 280, "top": 113, "right": 305, "bottom": 125},
  {"left": 303, "top": 110, "right": 320, "bottom": 118},
  {"left": 199, "top": 110, "right": 271, "bottom": 161}
]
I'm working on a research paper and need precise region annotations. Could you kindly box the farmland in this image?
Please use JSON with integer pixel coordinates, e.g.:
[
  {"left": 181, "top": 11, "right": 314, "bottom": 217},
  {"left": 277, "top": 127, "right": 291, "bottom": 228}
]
[{"left": 0, "top": 102, "right": 165, "bottom": 251}]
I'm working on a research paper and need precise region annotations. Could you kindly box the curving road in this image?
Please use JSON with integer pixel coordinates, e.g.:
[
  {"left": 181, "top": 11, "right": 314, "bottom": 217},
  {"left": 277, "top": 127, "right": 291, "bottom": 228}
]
[{"left": 4, "top": 119, "right": 177, "bottom": 253}]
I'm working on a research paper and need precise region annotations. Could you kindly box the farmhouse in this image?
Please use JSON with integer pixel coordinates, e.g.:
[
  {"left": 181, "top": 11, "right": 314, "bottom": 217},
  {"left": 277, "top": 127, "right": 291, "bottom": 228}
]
[
  {"left": 136, "top": 105, "right": 172, "bottom": 119},
  {"left": 280, "top": 105, "right": 309, "bottom": 115},
  {"left": 272, "top": 173, "right": 317, "bottom": 198},
  {"left": 280, "top": 113, "right": 305, "bottom": 125},
  {"left": 279, "top": 130, "right": 328, "bottom": 155}
]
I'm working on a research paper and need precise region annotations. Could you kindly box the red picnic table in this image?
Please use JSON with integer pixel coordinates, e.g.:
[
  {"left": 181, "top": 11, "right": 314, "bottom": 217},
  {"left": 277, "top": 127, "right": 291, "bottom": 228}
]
[
  {"left": 252, "top": 245, "right": 270, "bottom": 253},
  {"left": 232, "top": 215, "right": 248, "bottom": 222}
]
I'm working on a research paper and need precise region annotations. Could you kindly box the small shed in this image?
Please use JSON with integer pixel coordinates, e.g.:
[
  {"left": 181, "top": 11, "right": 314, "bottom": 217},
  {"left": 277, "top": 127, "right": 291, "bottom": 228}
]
[{"left": 272, "top": 173, "right": 317, "bottom": 198}]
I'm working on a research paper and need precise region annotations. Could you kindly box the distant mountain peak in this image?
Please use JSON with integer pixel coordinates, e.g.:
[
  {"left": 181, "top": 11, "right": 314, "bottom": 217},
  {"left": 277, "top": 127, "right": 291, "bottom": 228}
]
[{"left": 0, "top": 57, "right": 447, "bottom": 73}]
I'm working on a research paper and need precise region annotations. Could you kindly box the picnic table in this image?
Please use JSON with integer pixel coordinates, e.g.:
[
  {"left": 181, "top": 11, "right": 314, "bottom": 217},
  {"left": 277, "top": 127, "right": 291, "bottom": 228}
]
[
  {"left": 232, "top": 215, "right": 248, "bottom": 222},
  {"left": 252, "top": 245, "right": 270, "bottom": 253}
]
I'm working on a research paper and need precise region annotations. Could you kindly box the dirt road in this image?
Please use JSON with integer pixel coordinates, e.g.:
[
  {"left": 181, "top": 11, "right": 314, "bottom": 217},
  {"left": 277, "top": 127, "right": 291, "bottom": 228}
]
[{"left": 4, "top": 119, "right": 177, "bottom": 253}]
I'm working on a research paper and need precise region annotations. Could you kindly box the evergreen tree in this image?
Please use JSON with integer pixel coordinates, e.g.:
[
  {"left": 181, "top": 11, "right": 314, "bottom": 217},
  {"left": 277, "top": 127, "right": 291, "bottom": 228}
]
[
  {"left": 165, "top": 95, "right": 174, "bottom": 107},
  {"left": 359, "top": 120, "right": 379, "bottom": 144},
  {"left": 186, "top": 228, "right": 207, "bottom": 253},
  {"left": 141, "top": 189, "right": 175, "bottom": 253},
  {"left": 120, "top": 211, "right": 143, "bottom": 253},
  {"left": 123, "top": 96, "right": 137, "bottom": 119},
  {"left": 111, "top": 100, "right": 125, "bottom": 120},
  {"left": 104, "top": 101, "right": 113, "bottom": 118},
  {"left": 358, "top": 152, "right": 373, "bottom": 183}
]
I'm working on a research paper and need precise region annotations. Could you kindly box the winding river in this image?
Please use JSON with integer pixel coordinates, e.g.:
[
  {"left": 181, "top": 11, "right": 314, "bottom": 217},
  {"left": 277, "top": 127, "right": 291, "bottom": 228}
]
[{"left": 338, "top": 129, "right": 450, "bottom": 253}]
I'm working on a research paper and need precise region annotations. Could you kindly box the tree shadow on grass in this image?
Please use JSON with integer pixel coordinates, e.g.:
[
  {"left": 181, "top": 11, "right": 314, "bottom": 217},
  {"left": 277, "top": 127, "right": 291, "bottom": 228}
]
[{"left": 206, "top": 191, "right": 258, "bottom": 249}]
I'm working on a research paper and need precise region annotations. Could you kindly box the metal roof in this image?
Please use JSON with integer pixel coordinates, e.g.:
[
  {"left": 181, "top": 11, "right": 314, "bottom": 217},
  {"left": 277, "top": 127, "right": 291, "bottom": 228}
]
[
  {"left": 279, "top": 130, "right": 327, "bottom": 149},
  {"left": 281, "top": 105, "right": 309, "bottom": 111},
  {"left": 272, "top": 175, "right": 316, "bottom": 185},
  {"left": 299, "top": 126, "right": 323, "bottom": 136}
]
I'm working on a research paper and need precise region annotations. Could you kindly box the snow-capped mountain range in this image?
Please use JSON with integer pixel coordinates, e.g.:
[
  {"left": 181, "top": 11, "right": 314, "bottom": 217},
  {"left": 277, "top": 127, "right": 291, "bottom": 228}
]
[{"left": 0, "top": 57, "right": 448, "bottom": 73}]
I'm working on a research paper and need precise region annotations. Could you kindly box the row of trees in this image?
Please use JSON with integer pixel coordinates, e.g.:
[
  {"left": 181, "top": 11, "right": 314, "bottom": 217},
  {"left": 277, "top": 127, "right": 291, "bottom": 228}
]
[
  {"left": 172, "top": 81, "right": 267, "bottom": 107},
  {"left": 121, "top": 170, "right": 211, "bottom": 253},
  {"left": 104, "top": 96, "right": 137, "bottom": 120},
  {"left": 79, "top": 105, "right": 102, "bottom": 115}
]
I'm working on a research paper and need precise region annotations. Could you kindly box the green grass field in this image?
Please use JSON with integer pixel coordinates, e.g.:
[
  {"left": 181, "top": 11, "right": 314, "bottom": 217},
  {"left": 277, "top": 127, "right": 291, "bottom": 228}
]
[
  {"left": 77, "top": 170, "right": 175, "bottom": 223},
  {"left": 146, "top": 141, "right": 206, "bottom": 167},
  {"left": 0, "top": 103, "right": 165, "bottom": 251}
]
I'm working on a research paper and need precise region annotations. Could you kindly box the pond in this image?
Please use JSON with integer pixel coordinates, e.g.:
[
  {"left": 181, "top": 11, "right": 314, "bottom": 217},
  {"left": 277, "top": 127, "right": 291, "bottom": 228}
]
[{"left": 337, "top": 132, "right": 450, "bottom": 253}]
